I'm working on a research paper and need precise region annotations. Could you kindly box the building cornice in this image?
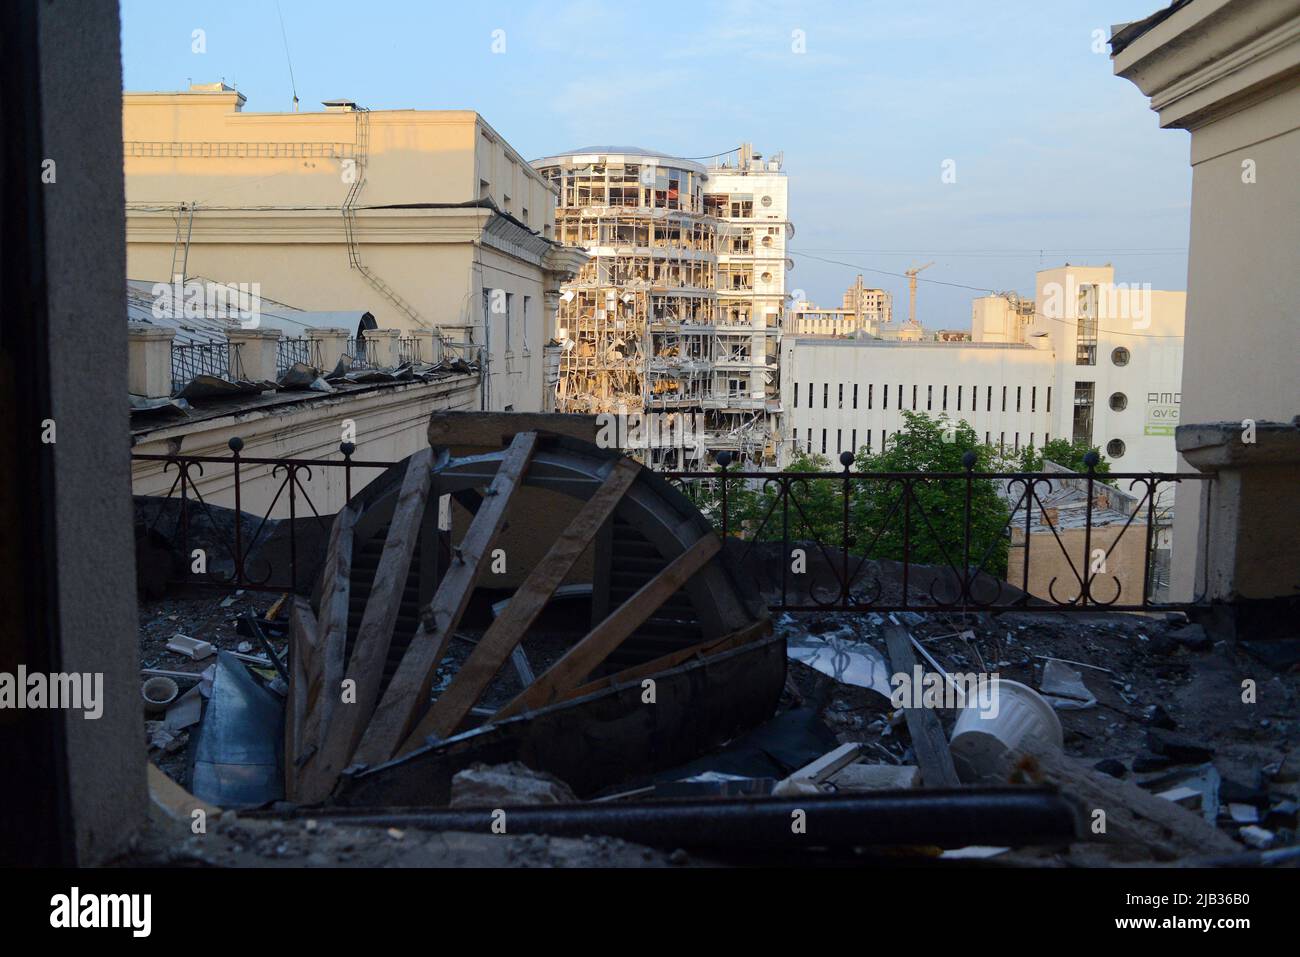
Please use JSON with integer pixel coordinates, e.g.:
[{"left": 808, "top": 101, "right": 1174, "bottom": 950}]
[
  {"left": 125, "top": 206, "right": 494, "bottom": 245},
  {"left": 1112, "top": 0, "right": 1300, "bottom": 130}
]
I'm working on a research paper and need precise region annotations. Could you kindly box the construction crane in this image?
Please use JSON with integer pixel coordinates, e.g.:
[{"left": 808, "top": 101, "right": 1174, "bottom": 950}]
[{"left": 905, "top": 261, "right": 934, "bottom": 326}]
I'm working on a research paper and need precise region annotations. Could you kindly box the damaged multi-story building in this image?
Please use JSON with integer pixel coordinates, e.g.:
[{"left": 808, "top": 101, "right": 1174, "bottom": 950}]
[{"left": 533, "top": 144, "right": 791, "bottom": 467}]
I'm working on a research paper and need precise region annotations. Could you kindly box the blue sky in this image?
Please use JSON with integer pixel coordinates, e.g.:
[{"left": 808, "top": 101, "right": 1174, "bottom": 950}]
[{"left": 120, "top": 0, "right": 1191, "bottom": 327}]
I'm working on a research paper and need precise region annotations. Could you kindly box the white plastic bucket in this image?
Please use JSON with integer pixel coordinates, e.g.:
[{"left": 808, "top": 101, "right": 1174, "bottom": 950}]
[
  {"left": 949, "top": 678, "right": 1063, "bottom": 782},
  {"left": 141, "top": 676, "right": 179, "bottom": 713}
]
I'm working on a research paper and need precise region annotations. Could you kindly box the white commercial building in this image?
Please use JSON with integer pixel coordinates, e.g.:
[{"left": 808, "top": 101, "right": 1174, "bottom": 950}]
[
  {"left": 783, "top": 265, "right": 1185, "bottom": 474},
  {"left": 783, "top": 339, "right": 1055, "bottom": 461},
  {"left": 1027, "top": 265, "right": 1185, "bottom": 473}
]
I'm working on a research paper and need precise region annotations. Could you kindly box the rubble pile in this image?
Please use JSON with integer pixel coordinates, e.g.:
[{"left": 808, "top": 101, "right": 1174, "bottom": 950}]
[{"left": 129, "top": 416, "right": 1298, "bottom": 866}]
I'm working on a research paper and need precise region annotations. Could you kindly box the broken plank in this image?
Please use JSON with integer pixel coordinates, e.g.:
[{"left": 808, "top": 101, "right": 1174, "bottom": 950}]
[
  {"left": 883, "top": 624, "right": 961, "bottom": 788},
  {"left": 403, "top": 456, "right": 640, "bottom": 745},
  {"left": 491, "top": 533, "right": 721, "bottom": 723},
  {"left": 558, "top": 617, "right": 769, "bottom": 704},
  {"left": 285, "top": 597, "right": 320, "bottom": 799},
  {"left": 354, "top": 431, "right": 539, "bottom": 767},
  {"left": 312, "top": 448, "right": 433, "bottom": 786},
  {"left": 1000, "top": 748, "right": 1239, "bottom": 860},
  {"left": 306, "top": 496, "right": 358, "bottom": 748},
  {"left": 295, "top": 499, "right": 358, "bottom": 804}
]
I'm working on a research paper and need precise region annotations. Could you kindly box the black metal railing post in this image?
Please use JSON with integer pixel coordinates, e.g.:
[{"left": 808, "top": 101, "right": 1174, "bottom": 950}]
[
  {"left": 341, "top": 441, "right": 356, "bottom": 502},
  {"left": 840, "top": 450, "right": 853, "bottom": 604},
  {"left": 287, "top": 463, "right": 298, "bottom": 593},
  {"left": 962, "top": 449, "right": 976, "bottom": 606},
  {"left": 229, "top": 436, "right": 244, "bottom": 586},
  {"left": 717, "top": 450, "right": 732, "bottom": 541},
  {"left": 901, "top": 477, "right": 911, "bottom": 610},
  {"left": 1142, "top": 477, "right": 1158, "bottom": 606},
  {"left": 1082, "top": 450, "right": 1099, "bottom": 606},
  {"left": 780, "top": 475, "right": 790, "bottom": 610}
]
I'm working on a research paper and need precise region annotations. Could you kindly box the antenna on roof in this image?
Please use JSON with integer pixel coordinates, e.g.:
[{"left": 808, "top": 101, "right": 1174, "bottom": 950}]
[{"left": 276, "top": 1, "right": 299, "bottom": 112}]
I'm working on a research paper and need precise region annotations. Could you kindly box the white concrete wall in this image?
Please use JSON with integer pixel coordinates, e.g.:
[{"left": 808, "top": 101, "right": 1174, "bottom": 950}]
[
  {"left": 782, "top": 338, "right": 1055, "bottom": 460},
  {"left": 1031, "top": 265, "right": 1185, "bottom": 474}
]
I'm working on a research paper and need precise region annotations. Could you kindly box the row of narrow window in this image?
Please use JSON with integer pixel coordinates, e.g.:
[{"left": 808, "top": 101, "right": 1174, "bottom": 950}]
[
  {"left": 803, "top": 428, "right": 1049, "bottom": 457},
  {"left": 794, "top": 382, "right": 1051, "bottom": 415}
]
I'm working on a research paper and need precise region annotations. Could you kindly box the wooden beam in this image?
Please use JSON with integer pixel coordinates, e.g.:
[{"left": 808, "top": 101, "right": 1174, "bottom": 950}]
[
  {"left": 294, "top": 499, "right": 358, "bottom": 803},
  {"left": 883, "top": 624, "right": 960, "bottom": 788},
  {"left": 309, "top": 449, "right": 433, "bottom": 788},
  {"left": 558, "top": 617, "right": 769, "bottom": 704},
  {"left": 492, "top": 533, "right": 721, "bottom": 722},
  {"left": 284, "top": 597, "right": 320, "bottom": 800},
  {"left": 401, "top": 456, "right": 639, "bottom": 746},
  {"left": 305, "top": 496, "right": 358, "bottom": 748},
  {"left": 354, "top": 431, "right": 539, "bottom": 766},
  {"left": 995, "top": 748, "right": 1239, "bottom": 860}
]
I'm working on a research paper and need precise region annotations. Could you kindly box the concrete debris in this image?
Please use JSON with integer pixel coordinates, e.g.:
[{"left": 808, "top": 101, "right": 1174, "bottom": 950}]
[
  {"left": 655, "top": 773, "right": 775, "bottom": 799},
  {"left": 1039, "top": 658, "right": 1098, "bottom": 710},
  {"left": 1156, "top": 785, "right": 1203, "bottom": 810},
  {"left": 1147, "top": 729, "right": 1215, "bottom": 764},
  {"left": 163, "top": 684, "right": 203, "bottom": 731},
  {"left": 1228, "top": 803, "right": 1260, "bottom": 824},
  {"left": 145, "top": 721, "right": 188, "bottom": 754},
  {"left": 1238, "top": 825, "right": 1275, "bottom": 849},
  {"left": 450, "top": 763, "right": 579, "bottom": 807},
  {"left": 828, "top": 763, "right": 921, "bottom": 791},
  {"left": 940, "top": 845, "right": 1009, "bottom": 859},
  {"left": 1168, "top": 623, "right": 1213, "bottom": 652},
  {"left": 167, "top": 634, "right": 216, "bottom": 660}
]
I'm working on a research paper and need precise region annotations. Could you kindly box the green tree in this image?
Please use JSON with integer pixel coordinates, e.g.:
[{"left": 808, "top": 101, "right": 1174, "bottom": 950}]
[
  {"left": 1016, "top": 437, "right": 1110, "bottom": 476},
  {"left": 753, "top": 452, "right": 845, "bottom": 545},
  {"left": 692, "top": 452, "right": 847, "bottom": 545},
  {"left": 853, "top": 411, "right": 1012, "bottom": 577}
]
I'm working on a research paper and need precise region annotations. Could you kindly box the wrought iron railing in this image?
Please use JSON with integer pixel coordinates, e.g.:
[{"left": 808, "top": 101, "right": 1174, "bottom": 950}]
[
  {"left": 275, "top": 337, "right": 316, "bottom": 376},
  {"left": 131, "top": 444, "right": 1209, "bottom": 612},
  {"left": 171, "top": 341, "right": 242, "bottom": 392},
  {"left": 664, "top": 450, "right": 1207, "bottom": 613},
  {"left": 133, "top": 440, "right": 390, "bottom": 593},
  {"left": 346, "top": 337, "right": 376, "bottom": 369},
  {"left": 396, "top": 336, "right": 422, "bottom": 365}
]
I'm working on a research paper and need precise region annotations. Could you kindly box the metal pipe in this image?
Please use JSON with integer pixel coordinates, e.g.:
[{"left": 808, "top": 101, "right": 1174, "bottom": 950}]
[{"left": 255, "top": 788, "right": 1079, "bottom": 850}]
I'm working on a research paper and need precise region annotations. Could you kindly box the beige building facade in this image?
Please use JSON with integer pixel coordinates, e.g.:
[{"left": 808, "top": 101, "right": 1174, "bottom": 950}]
[
  {"left": 122, "top": 84, "right": 584, "bottom": 414},
  {"left": 1112, "top": 0, "right": 1300, "bottom": 610}
]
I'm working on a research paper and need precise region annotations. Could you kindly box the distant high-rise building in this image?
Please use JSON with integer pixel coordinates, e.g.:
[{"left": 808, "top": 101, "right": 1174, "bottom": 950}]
[{"left": 842, "top": 275, "right": 893, "bottom": 325}]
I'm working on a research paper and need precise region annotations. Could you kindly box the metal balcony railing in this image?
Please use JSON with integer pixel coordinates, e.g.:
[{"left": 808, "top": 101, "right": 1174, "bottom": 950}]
[{"left": 130, "top": 445, "right": 1209, "bottom": 614}]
